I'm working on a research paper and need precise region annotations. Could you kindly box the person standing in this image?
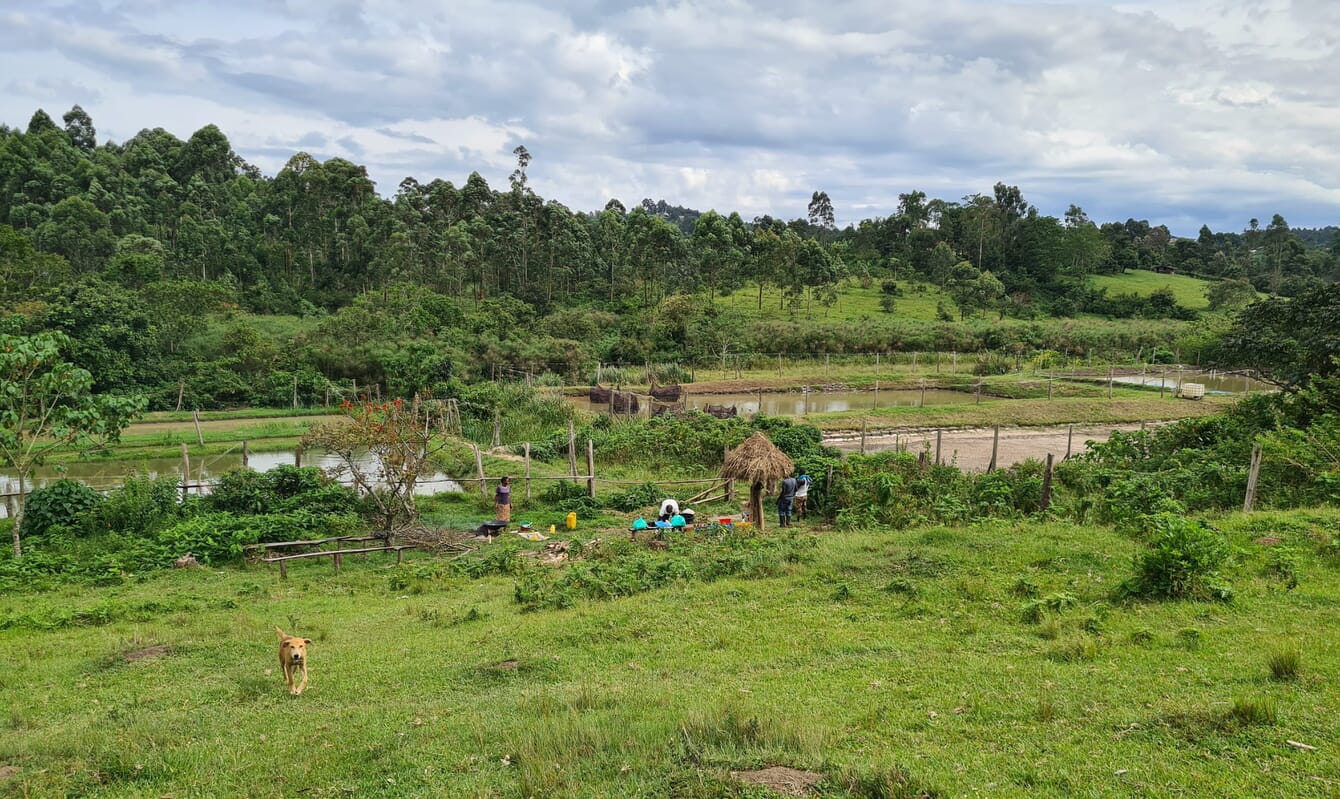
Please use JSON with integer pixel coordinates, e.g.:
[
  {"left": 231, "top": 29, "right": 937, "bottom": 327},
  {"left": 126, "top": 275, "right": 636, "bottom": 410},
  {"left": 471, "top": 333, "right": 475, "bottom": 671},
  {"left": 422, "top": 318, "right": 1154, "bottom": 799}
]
[
  {"left": 495, "top": 476, "right": 512, "bottom": 523},
  {"left": 794, "top": 470, "right": 812, "bottom": 519},
  {"left": 777, "top": 473, "right": 798, "bottom": 527}
]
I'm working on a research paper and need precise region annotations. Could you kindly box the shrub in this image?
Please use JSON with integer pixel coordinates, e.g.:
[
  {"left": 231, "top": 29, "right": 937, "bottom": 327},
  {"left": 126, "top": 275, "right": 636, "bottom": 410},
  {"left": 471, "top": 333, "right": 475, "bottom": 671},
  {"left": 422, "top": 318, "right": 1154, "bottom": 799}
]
[
  {"left": 90, "top": 476, "right": 185, "bottom": 537},
  {"left": 20, "top": 480, "right": 103, "bottom": 538},
  {"left": 1120, "top": 514, "right": 1233, "bottom": 601}
]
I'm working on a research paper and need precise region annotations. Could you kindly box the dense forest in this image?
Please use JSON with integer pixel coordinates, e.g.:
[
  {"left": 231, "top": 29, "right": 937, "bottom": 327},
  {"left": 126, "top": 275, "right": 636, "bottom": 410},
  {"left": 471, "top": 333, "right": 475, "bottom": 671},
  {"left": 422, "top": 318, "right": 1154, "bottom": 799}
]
[{"left": 2, "top": 106, "right": 1337, "bottom": 408}]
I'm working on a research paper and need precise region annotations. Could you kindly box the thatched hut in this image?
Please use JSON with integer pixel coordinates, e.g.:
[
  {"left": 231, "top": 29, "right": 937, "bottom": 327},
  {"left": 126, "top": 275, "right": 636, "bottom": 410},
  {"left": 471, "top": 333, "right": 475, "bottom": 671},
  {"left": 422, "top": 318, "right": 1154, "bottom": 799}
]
[{"left": 720, "top": 432, "right": 794, "bottom": 531}]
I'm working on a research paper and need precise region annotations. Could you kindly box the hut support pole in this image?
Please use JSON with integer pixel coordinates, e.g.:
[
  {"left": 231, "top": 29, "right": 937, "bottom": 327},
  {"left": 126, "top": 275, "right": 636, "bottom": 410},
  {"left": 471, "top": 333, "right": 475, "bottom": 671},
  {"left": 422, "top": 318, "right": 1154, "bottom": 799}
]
[{"left": 750, "top": 483, "right": 764, "bottom": 532}]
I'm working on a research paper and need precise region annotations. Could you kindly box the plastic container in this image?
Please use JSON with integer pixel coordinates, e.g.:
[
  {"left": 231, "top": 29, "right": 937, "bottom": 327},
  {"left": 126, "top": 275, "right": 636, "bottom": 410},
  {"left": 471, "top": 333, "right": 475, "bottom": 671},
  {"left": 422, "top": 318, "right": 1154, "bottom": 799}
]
[{"left": 565, "top": 511, "right": 577, "bottom": 530}]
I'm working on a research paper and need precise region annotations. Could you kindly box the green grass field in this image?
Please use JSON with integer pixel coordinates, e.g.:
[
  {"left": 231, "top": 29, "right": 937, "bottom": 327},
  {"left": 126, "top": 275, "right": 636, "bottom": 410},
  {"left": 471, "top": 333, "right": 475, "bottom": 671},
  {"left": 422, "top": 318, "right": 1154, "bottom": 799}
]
[
  {"left": 4, "top": 509, "right": 1338, "bottom": 798},
  {"left": 1090, "top": 270, "right": 1217, "bottom": 311},
  {"left": 713, "top": 280, "right": 952, "bottom": 322}
]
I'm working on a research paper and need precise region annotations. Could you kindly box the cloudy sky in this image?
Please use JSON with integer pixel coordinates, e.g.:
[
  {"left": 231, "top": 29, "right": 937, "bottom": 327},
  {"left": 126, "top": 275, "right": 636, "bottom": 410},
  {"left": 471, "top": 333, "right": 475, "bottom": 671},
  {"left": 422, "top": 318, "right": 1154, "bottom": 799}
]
[{"left": 2, "top": 0, "right": 1338, "bottom": 235}]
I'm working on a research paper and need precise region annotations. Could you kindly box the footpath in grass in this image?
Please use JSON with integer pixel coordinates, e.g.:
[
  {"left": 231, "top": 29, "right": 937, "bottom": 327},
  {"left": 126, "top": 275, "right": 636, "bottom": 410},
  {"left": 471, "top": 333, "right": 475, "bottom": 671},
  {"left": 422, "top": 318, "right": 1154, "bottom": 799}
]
[{"left": 2, "top": 510, "right": 1338, "bottom": 797}]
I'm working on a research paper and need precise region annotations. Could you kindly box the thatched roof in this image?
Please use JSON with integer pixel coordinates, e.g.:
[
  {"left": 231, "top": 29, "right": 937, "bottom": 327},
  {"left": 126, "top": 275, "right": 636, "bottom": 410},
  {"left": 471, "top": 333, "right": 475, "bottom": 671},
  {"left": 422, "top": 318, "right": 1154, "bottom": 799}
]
[{"left": 720, "top": 432, "right": 794, "bottom": 485}]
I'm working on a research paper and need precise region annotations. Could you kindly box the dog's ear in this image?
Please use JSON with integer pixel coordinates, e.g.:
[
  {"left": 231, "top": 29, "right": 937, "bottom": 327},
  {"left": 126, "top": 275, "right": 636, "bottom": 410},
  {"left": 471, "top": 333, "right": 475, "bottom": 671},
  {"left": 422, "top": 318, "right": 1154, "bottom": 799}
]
[{"left": 303, "top": 639, "right": 312, "bottom": 645}]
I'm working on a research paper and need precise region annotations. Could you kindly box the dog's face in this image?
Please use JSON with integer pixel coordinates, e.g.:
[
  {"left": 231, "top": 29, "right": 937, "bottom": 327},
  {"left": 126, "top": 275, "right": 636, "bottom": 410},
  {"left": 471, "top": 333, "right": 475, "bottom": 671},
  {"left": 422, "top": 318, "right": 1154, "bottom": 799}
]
[{"left": 277, "top": 628, "right": 310, "bottom": 664}]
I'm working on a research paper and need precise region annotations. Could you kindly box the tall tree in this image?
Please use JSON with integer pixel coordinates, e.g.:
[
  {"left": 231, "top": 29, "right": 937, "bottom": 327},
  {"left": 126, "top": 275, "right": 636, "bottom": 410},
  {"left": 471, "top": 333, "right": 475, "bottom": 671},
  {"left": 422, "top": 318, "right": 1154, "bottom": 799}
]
[
  {"left": 0, "top": 332, "right": 144, "bottom": 556},
  {"left": 61, "top": 105, "right": 96, "bottom": 152}
]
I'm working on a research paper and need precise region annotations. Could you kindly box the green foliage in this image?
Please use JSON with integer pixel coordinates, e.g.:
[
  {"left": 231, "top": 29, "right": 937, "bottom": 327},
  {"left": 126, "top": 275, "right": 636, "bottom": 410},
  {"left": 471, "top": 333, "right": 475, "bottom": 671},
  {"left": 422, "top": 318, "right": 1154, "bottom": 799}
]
[
  {"left": 158, "top": 511, "right": 362, "bottom": 565},
  {"left": 1120, "top": 514, "right": 1233, "bottom": 601},
  {"left": 604, "top": 482, "right": 662, "bottom": 512},
  {"left": 207, "top": 465, "right": 358, "bottom": 516},
  {"left": 19, "top": 479, "right": 103, "bottom": 538},
  {"left": 512, "top": 526, "right": 816, "bottom": 611},
  {"left": 1267, "top": 644, "right": 1302, "bottom": 681},
  {"left": 87, "top": 475, "right": 185, "bottom": 538}
]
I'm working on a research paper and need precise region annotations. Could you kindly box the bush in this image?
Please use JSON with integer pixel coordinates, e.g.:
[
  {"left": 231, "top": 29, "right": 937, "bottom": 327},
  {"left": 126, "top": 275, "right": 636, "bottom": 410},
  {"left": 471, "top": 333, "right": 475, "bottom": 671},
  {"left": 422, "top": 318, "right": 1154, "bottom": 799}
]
[
  {"left": 20, "top": 480, "right": 103, "bottom": 538},
  {"left": 1120, "top": 514, "right": 1233, "bottom": 601},
  {"left": 89, "top": 476, "right": 186, "bottom": 537}
]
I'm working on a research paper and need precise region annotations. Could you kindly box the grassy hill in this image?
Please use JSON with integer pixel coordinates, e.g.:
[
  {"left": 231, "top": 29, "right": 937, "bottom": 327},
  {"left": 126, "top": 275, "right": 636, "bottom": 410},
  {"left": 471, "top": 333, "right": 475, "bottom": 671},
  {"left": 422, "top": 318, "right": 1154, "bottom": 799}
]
[
  {"left": 1090, "top": 270, "right": 1218, "bottom": 311},
  {"left": 4, "top": 509, "right": 1337, "bottom": 797}
]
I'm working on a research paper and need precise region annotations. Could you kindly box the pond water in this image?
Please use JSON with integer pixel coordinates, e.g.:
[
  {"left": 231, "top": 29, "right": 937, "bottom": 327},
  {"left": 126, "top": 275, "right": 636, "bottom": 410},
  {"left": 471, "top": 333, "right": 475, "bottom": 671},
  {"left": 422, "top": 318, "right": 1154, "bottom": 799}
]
[
  {"left": 827, "top": 424, "right": 1152, "bottom": 473},
  {"left": 572, "top": 388, "right": 977, "bottom": 416},
  {"left": 1110, "top": 368, "right": 1271, "bottom": 394},
  {"left": 0, "top": 450, "right": 463, "bottom": 518}
]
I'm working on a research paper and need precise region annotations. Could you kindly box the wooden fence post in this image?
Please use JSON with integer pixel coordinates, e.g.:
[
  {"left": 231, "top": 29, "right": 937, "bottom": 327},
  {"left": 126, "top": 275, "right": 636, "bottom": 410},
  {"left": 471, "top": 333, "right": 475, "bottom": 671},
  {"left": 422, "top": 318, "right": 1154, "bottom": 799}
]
[
  {"left": 492, "top": 409, "right": 501, "bottom": 448},
  {"left": 176, "top": 380, "right": 185, "bottom": 412},
  {"left": 473, "top": 444, "right": 488, "bottom": 501},
  {"left": 919, "top": 380, "right": 925, "bottom": 407},
  {"left": 988, "top": 426, "right": 999, "bottom": 472},
  {"left": 192, "top": 409, "right": 204, "bottom": 446},
  {"left": 241, "top": 440, "right": 249, "bottom": 468},
  {"left": 1048, "top": 373, "right": 1053, "bottom": 400},
  {"left": 294, "top": 448, "right": 302, "bottom": 468},
  {"left": 724, "top": 445, "right": 736, "bottom": 504},
  {"left": 180, "top": 444, "right": 191, "bottom": 501},
  {"left": 1040, "top": 453, "right": 1055, "bottom": 511},
  {"left": 524, "top": 442, "right": 532, "bottom": 502},
  {"left": 1107, "top": 367, "right": 1113, "bottom": 399},
  {"left": 568, "top": 420, "right": 578, "bottom": 483},
  {"left": 1243, "top": 444, "right": 1263, "bottom": 512},
  {"left": 1160, "top": 369, "right": 1167, "bottom": 398},
  {"left": 975, "top": 380, "right": 982, "bottom": 404},
  {"left": 292, "top": 374, "right": 299, "bottom": 409},
  {"left": 586, "top": 439, "right": 596, "bottom": 499},
  {"left": 1065, "top": 425, "right": 1073, "bottom": 459},
  {"left": 859, "top": 418, "right": 867, "bottom": 455},
  {"left": 935, "top": 429, "right": 942, "bottom": 466},
  {"left": 873, "top": 380, "right": 879, "bottom": 409}
]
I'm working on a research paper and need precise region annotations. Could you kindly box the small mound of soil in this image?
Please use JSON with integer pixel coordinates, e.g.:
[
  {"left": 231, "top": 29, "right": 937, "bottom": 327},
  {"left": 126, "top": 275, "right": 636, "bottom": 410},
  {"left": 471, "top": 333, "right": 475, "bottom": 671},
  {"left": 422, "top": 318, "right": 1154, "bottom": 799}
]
[
  {"left": 124, "top": 645, "right": 170, "bottom": 662},
  {"left": 0, "top": 766, "right": 20, "bottom": 783},
  {"left": 731, "top": 766, "right": 823, "bottom": 796},
  {"left": 1253, "top": 536, "right": 1283, "bottom": 546},
  {"left": 494, "top": 659, "right": 519, "bottom": 671}
]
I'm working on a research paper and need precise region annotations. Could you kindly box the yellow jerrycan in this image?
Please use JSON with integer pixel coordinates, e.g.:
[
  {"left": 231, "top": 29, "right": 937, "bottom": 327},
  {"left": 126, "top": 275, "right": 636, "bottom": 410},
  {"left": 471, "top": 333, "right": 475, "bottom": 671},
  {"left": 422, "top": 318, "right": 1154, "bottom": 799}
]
[{"left": 565, "top": 511, "right": 577, "bottom": 530}]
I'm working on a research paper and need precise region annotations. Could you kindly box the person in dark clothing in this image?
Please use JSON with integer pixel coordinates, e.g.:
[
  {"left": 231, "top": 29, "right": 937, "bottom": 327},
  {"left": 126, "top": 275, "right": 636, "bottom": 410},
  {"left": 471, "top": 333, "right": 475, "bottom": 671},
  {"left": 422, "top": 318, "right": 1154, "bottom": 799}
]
[{"left": 777, "top": 474, "right": 798, "bottom": 527}]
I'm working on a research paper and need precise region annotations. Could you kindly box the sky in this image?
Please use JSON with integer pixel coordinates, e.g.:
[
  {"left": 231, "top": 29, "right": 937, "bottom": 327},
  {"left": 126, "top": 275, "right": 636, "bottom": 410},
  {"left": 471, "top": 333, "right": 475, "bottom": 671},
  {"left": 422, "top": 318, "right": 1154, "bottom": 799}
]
[{"left": 2, "top": 0, "right": 1338, "bottom": 236}]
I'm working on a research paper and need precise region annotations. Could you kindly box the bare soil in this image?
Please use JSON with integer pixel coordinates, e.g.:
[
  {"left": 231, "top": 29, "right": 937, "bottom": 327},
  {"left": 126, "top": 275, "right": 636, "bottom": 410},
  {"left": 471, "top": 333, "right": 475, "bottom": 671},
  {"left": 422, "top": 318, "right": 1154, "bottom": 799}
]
[{"left": 731, "top": 766, "right": 824, "bottom": 796}]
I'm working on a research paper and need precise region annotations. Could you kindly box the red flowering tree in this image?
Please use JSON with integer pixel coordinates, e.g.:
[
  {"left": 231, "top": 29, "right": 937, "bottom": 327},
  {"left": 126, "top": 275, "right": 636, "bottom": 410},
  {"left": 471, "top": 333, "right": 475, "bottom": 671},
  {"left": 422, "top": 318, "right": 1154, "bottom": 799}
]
[{"left": 301, "top": 396, "right": 453, "bottom": 536}]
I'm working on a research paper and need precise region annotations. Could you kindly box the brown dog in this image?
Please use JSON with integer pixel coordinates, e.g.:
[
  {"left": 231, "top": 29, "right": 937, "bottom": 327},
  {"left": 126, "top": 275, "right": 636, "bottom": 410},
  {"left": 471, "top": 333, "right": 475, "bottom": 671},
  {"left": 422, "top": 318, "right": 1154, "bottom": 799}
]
[{"left": 276, "top": 627, "right": 311, "bottom": 695}]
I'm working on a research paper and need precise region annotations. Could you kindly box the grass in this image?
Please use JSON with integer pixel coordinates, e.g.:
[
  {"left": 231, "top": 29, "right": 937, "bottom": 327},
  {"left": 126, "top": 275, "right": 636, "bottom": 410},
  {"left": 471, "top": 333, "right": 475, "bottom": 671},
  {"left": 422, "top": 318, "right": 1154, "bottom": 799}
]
[
  {"left": 1090, "top": 269, "right": 1218, "bottom": 312},
  {"left": 4, "top": 508, "right": 1339, "bottom": 797},
  {"left": 808, "top": 394, "right": 1237, "bottom": 433}
]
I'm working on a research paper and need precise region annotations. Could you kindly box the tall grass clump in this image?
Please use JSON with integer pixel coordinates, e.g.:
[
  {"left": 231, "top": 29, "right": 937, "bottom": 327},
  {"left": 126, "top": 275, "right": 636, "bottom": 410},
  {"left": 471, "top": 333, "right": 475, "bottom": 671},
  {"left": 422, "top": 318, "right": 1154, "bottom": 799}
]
[{"left": 1267, "top": 644, "right": 1302, "bottom": 681}]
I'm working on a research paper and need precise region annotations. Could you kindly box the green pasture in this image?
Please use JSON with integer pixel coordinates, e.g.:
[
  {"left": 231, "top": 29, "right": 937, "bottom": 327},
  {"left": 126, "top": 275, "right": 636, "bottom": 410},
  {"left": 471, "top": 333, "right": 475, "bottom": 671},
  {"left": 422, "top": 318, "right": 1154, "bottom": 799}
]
[
  {"left": 1090, "top": 270, "right": 1217, "bottom": 311},
  {"left": 3, "top": 508, "right": 1338, "bottom": 798},
  {"left": 713, "top": 280, "right": 952, "bottom": 323}
]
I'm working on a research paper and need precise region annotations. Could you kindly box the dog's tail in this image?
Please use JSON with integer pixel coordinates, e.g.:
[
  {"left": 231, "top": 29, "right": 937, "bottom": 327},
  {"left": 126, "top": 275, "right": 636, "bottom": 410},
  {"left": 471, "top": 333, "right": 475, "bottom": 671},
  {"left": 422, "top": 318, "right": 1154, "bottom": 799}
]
[{"left": 276, "top": 626, "right": 286, "bottom": 639}]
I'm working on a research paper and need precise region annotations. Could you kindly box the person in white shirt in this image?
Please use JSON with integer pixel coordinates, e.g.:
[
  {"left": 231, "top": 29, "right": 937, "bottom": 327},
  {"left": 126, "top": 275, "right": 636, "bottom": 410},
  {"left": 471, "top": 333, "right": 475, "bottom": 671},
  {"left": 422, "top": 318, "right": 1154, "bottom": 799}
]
[
  {"left": 658, "top": 498, "right": 679, "bottom": 522},
  {"left": 794, "top": 470, "right": 812, "bottom": 519}
]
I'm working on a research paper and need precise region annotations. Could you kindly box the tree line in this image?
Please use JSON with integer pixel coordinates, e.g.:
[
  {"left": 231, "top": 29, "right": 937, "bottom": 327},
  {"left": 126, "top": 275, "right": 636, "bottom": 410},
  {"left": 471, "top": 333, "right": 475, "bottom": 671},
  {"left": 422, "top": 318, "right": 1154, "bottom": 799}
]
[{"left": 1, "top": 105, "right": 1337, "bottom": 406}]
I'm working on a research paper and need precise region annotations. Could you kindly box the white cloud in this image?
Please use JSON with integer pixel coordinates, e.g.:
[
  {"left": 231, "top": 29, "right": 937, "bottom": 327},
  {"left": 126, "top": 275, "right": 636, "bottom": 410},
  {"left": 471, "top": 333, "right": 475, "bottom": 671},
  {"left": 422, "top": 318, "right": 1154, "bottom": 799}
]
[{"left": 0, "top": 0, "right": 1337, "bottom": 235}]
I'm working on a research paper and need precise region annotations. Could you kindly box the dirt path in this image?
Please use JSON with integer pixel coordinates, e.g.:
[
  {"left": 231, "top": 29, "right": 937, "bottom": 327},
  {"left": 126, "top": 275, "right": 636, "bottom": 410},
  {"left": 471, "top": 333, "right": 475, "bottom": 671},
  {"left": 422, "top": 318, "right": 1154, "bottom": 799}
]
[{"left": 825, "top": 423, "right": 1152, "bottom": 472}]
